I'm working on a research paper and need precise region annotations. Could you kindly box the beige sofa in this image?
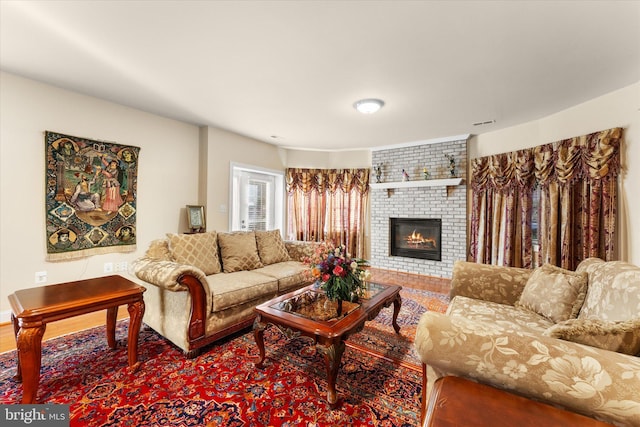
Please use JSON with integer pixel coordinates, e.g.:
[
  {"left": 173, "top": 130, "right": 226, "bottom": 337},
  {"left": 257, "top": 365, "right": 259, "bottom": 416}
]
[
  {"left": 415, "top": 258, "right": 640, "bottom": 426},
  {"left": 132, "top": 230, "right": 318, "bottom": 356}
]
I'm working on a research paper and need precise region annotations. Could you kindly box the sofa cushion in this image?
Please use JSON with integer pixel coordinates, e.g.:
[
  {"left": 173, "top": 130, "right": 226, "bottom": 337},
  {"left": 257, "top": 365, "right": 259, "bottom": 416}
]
[
  {"left": 255, "top": 229, "right": 291, "bottom": 265},
  {"left": 516, "top": 264, "right": 587, "bottom": 323},
  {"left": 218, "top": 231, "right": 264, "bottom": 273},
  {"left": 206, "top": 270, "right": 278, "bottom": 312},
  {"left": 576, "top": 259, "right": 640, "bottom": 322},
  {"left": 145, "top": 238, "right": 173, "bottom": 261},
  {"left": 544, "top": 318, "right": 640, "bottom": 356},
  {"left": 254, "top": 261, "right": 309, "bottom": 293},
  {"left": 448, "top": 295, "right": 554, "bottom": 334},
  {"left": 167, "top": 232, "right": 221, "bottom": 275}
]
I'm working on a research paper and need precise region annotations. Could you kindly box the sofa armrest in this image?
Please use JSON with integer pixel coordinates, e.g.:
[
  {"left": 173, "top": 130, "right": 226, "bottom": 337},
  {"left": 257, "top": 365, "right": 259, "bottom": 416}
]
[
  {"left": 132, "top": 256, "right": 209, "bottom": 294},
  {"left": 284, "top": 240, "right": 325, "bottom": 262},
  {"left": 415, "top": 311, "right": 640, "bottom": 426},
  {"left": 450, "top": 260, "right": 532, "bottom": 305}
]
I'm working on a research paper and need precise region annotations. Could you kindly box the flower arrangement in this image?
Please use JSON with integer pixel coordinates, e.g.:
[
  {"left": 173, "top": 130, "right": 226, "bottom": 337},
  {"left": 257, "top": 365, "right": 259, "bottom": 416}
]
[{"left": 305, "top": 242, "right": 369, "bottom": 304}]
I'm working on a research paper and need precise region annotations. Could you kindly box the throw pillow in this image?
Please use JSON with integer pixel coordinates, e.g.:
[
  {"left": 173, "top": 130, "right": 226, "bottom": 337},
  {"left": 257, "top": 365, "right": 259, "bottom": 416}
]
[
  {"left": 544, "top": 318, "right": 640, "bottom": 356},
  {"left": 166, "top": 232, "right": 221, "bottom": 275},
  {"left": 255, "top": 229, "right": 291, "bottom": 265},
  {"left": 217, "top": 231, "right": 264, "bottom": 273},
  {"left": 145, "top": 239, "right": 173, "bottom": 261},
  {"left": 516, "top": 263, "right": 588, "bottom": 323}
]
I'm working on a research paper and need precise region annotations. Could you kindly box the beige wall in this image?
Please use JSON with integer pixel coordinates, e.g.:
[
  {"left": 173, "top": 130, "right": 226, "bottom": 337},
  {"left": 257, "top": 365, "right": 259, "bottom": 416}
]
[
  {"left": 0, "top": 71, "right": 201, "bottom": 317},
  {"left": 469, "top": 82, "right": 640, "bottom": 265},
  {"left": 201, "top": 126, "right": 289, "bottom": 231},
  {"left": 285, "top": 148, "right": 371, "bottom": 169}
]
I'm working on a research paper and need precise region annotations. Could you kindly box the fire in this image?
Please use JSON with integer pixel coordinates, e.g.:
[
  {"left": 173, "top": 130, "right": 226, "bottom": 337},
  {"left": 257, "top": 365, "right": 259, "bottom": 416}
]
[{"left": 404, "top": 229, "right": 436, "bottom": 249}]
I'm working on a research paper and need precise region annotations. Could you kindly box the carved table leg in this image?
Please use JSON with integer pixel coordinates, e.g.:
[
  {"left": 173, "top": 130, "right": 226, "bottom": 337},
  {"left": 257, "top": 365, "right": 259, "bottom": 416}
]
[
  {"left": 253, "top": 315, "right": 267, "bottom": 368},
  {"left": 317, "top": 339, "right": 346, "bottom": 408},
  {"left": 392, "top": 294, "right": 402, "bottom": 334},
  {"left": 16, "top": 324, "right": 46, "bottom": 403},
  {"left": 11, "top": 313, "right": 22, "bottom": 381},
  {"left": 127, "top": 300, "right": 145, "bottom": 368},
  {"left": 106, "top": 306, "right": 118, "bottom": 349}
]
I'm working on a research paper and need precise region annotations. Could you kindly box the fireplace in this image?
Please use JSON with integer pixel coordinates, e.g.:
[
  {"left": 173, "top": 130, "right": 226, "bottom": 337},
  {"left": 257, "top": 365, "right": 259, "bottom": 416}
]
[{"left": 390, "top": 218, "right": 442, "bottom": 261}]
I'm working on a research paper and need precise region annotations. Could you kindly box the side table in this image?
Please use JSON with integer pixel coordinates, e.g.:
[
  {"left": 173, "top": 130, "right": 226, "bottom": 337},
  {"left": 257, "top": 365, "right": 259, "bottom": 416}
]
[
  {"left": 8, "top": 275, "right": 146, "bottom": 403},
  {"left": 423, "top": 376, "right": 612, "bottom": 426}
]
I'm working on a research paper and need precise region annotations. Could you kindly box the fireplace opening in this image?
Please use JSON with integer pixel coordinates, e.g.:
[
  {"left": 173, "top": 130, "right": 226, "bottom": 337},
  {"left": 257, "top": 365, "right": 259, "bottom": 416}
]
[{"left": 390, "top": 218, "right": 442, "bottom": 261}]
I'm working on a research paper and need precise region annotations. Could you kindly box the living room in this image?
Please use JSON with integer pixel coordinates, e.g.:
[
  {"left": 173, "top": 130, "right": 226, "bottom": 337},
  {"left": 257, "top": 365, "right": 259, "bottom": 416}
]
[{"left": 1, "top": 1, "right": 639, "bottom": 426}]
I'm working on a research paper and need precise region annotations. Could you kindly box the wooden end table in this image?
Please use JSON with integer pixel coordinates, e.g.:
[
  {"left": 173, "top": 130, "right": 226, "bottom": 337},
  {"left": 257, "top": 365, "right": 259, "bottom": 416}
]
[
  {"left": 8, "top": 275, "right": 146, "bottom": 404},
  {"left": 423, "top": 376, "right": 613, "bottom": 426},
  {"left": 253, "top": 282, "right": 402, "bottom": 408}
]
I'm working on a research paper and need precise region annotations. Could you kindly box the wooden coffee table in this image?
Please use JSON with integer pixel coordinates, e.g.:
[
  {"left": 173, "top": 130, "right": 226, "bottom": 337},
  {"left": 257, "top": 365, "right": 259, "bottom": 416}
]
[
  {"left": 8, "top": 275, "right": 146, "bottom": 403},
  {"left": 253, "top": 282, "right": 402, "bottom": 408}
]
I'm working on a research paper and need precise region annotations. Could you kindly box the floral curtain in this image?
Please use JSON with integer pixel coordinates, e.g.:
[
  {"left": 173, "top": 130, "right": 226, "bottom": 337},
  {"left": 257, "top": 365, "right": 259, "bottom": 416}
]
[
  {"left": 286, "top": 168, "right": 369, "bottom": 259},
  {"left": 470, "top": 127, "right": 622, "bottom": 270}
]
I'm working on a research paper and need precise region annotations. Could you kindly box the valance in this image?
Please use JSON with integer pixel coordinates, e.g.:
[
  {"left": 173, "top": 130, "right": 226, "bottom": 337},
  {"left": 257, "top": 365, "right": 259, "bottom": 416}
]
[
  {"left": 286, "top": 168, "right": 370, "bottom": 195},
  {"left": 472, "top": 127, "right": 622, "bottom": 192}
]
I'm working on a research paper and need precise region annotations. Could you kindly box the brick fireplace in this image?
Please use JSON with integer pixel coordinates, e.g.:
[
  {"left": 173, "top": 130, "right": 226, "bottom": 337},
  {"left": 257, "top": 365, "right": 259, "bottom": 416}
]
[{"left": 370, "top": 136, "right": 468, "bottom": 278}]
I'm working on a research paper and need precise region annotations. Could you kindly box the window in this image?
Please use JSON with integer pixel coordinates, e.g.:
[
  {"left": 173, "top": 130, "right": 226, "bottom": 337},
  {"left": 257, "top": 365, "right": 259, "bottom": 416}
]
[
  {"left": 230, "top": 163, "right": 284, "bottom": 232},
  {"left": 531, "top": 185, "right": 540, "bottom": 245}
]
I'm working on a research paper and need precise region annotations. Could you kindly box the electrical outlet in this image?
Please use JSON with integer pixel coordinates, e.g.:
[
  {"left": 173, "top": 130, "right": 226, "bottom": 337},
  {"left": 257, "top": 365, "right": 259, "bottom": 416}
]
[
  {"left": 35, "top": 271, "right": 47, "bottom": 284},
  {"left": 114, "top": 261, "right": 128, "bottom": 272},
  {"left": 104, "top": 262, "right": 114, "bottom": 273}
]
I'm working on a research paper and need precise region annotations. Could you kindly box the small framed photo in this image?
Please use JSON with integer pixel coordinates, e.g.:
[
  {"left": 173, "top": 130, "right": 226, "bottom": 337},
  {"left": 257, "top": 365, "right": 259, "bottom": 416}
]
[{"left": 186, "top": 205, "right": 206, "bottom": 232}]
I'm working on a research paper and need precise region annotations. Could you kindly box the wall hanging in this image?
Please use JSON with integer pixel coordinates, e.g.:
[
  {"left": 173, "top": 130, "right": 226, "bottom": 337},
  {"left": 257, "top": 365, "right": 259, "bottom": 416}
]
[{"left": 45, "top": 131, "right": 140, "bottom": 260}]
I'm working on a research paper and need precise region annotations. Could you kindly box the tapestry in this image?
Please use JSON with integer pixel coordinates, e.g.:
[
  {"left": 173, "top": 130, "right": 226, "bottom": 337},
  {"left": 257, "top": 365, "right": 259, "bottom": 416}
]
[{"left": 45, "top": 131, "right": 140, "bottom": 260}]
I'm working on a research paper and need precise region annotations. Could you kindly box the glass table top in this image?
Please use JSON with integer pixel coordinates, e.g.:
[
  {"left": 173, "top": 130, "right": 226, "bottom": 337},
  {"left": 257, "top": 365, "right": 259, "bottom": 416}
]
[{"left": 271, "top": 282, "right": 388, "bottom": 321}]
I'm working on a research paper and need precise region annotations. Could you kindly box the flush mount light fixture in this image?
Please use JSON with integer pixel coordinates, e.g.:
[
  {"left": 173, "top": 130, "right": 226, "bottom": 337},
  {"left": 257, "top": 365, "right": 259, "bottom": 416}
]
[{"left": 353, "top": 98, "right": 385, "bottom": 114}]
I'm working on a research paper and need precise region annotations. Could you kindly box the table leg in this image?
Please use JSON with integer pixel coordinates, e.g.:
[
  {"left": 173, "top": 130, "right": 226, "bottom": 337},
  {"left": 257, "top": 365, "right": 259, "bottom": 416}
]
[
  {"left": 317, "top": 339, "right": 346, "bottom": 408},
  {"left": 16, "top": 325, "right": 46, "bottom": 404},
  {"left": 11, "top": 314, "right": 22, "bottom": 381},
  {"left": 127, "top": 299, "right": 145, "bottom": 367},
  {"left": 392, "top": 294, "right": 402, "bottom": 334},
  {"left": 106, "top": 306, "right": 118, "bottom": 349},
  {"left": 253, "top": 316, "right": 267, "bottom": 368}
]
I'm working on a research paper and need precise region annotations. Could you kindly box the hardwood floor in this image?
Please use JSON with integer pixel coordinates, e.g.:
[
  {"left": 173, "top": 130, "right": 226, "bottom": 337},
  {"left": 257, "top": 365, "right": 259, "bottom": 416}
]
[{"left": 0, "top": 267, "right": 450, "bottom": 354}]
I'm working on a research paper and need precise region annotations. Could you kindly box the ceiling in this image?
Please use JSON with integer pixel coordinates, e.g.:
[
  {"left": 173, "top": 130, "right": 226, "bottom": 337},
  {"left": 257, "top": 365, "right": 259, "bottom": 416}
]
[{"left": 1, "top": 1, "right": 639, "bottom": 151}]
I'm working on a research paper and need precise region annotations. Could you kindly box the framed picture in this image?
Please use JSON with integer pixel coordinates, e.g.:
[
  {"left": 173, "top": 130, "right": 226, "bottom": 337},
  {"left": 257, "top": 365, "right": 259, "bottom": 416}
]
[{"left": 186, "top": 205, "right": 206, "bottom": 232}]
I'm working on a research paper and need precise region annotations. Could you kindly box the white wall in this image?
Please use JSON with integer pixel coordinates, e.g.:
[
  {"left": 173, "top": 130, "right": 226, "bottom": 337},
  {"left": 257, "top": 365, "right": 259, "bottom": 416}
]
[
  {"left": 0, "top": 72, "right": 200, "bottom": 317},
  {"left": 470, "top": 82, "right": 640, "bottom": 265}
]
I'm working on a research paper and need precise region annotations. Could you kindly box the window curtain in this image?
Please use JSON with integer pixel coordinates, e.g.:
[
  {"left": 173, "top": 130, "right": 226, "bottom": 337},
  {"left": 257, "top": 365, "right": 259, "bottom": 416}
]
[
  {"left": 470, "top": 127, "right": 621, "bottom": 270},
  {"left": 286, "top": 168, "right": 369, "bottom": 259},
  {"left": 469, "top": 148, "right": 536, "bottom": 267},
  {"left": 535, "top": 128, "right": 621, "bottom": 269}
]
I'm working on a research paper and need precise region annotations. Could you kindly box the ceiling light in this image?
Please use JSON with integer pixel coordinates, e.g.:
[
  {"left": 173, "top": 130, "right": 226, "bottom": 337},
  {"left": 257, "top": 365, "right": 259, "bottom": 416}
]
[{"left": 353, "top": 98, "right": 384, "bottom": 114}]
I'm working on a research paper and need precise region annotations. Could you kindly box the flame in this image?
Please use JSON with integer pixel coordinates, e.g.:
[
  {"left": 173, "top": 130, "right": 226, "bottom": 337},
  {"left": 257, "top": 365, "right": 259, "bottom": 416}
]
[{"left": 404, "top": 229, "right": 436, "bottom": 248}]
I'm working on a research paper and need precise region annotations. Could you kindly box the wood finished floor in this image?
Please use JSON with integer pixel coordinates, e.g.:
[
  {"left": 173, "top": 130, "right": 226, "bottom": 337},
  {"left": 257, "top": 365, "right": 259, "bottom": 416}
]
[{"left": 0, "top": 267, "right": 450, "bottom": 354}]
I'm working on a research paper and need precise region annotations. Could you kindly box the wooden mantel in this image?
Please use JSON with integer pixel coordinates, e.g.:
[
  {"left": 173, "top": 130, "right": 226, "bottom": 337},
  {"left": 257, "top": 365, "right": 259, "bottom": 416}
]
[{"left": 369, "top": 177, "right": 464, "bottom": 190}]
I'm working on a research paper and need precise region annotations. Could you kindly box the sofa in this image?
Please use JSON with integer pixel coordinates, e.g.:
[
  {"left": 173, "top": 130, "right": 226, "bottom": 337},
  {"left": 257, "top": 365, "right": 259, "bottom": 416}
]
[
  {"left": 415, "top": 258, "right": 640, "bottom": 426},
  {"left": 132, "top": 230, "right": 319, "bottom": 356}
]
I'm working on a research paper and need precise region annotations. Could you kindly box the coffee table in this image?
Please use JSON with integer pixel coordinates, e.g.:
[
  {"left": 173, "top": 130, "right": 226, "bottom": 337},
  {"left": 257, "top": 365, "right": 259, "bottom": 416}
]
[
  {"left": 253, "top": 281, "right": 402, "bottom": 408},
  {"left": 8, "top": 275, "right": 146, "bottom": 403}
]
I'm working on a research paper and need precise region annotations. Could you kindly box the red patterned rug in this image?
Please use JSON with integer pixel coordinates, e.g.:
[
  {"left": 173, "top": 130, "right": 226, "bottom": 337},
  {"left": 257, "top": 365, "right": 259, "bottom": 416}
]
[{"left": 0, "top": 289, "right": 448, "bottom": 426}]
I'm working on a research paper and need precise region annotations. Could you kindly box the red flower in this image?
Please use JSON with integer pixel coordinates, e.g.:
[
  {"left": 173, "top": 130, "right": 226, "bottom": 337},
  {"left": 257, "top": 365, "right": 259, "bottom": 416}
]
[
  {"left": 322, "top": 273, "right": 330, "bottom": 282},
  {"left": 333, "top": 265, "right": 345, "bottom": 277}
]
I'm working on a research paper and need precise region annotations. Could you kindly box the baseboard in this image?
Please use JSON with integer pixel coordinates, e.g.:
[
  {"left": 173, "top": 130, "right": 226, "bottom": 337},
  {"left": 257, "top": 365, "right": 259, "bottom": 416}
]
[{"left": 0, "top": 309, "right": 12, "bottom": 325}]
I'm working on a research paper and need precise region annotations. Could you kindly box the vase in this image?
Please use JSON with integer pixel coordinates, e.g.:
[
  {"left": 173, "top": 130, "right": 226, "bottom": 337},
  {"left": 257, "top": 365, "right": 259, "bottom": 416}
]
[{"left": 336, "top": 299, "right": 343, "bottom": 316}]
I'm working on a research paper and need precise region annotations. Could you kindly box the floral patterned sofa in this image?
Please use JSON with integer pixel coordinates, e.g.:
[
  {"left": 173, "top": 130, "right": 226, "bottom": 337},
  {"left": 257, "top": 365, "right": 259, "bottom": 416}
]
[
  {"left": 415, "top": 258, "right": 640, "bottom": 426},
  {"left": 132, "top": 230, "right": 318, "bottom": 356}
]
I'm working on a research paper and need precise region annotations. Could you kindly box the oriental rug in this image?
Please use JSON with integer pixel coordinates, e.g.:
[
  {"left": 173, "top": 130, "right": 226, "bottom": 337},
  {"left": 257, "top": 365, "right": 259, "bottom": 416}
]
[
  {"left": 0, "top": 289, "right": 449, "bottom": 426},
  {"left": 45, "top": 131, "right": 140, "bottom": 260}
]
